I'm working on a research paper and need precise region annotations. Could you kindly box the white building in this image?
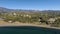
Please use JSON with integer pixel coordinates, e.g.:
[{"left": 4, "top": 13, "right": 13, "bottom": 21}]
[
  {"left": 13, "top": 13, "right": 17, "bottom": 16},
  {"left": 47, "top": 18, "right": 56, "bottom": 24}
]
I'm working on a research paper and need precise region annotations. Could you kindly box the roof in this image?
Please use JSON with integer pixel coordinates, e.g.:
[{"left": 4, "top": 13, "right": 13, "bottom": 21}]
[{"left": 48, "top": 18, "right": 56, "bottom": 22}]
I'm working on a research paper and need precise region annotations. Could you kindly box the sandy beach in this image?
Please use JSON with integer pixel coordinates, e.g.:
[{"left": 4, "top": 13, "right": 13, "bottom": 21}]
[{"left": 0, "top": 21, "right": 60, "bottom": 30}]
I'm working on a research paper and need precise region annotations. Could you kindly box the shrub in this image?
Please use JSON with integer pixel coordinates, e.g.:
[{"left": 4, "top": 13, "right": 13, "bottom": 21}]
[{"left": 51, "top": 18, "right": 60, "bottom": 27}]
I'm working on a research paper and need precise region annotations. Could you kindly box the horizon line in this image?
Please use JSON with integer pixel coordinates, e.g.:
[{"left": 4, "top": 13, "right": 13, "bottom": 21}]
[{"left": 0, "top": 7, "right": 60, "bottom": 11}]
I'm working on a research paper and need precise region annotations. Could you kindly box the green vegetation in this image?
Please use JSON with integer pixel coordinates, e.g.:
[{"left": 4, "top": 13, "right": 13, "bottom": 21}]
[
  {"left": 1, "top": 12, "right": 39, "bottom": 23},
  {"left": 0, "top": 11, "right": 60, "bottom": 27},
  {"left": 0, "top": 7, "right": 60, "bottom": 27},
  {"left": 51, "top": 18, "right": 60, "bottom": 27}
]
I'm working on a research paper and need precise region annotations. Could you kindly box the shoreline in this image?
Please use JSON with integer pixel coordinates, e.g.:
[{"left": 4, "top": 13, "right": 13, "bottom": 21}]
[{"left": 0, "top": 23, "right": 60, "bottom": 29}]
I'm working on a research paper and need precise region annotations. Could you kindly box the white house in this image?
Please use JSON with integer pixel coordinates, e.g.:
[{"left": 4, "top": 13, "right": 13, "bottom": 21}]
[
  {"left": 47, "top": 18, "right": 56, "bottom": 24},
  {"left": 13, "top": 13, "right": 17, "bottom": 16}
]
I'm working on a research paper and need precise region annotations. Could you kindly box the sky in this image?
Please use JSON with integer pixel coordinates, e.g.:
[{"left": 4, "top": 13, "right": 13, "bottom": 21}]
[{"left": 0, "top": 0, "right": 60, "bottom": 10}]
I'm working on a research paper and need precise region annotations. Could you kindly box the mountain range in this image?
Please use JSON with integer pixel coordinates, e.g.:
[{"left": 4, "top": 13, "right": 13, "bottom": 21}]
[{"left": 0, "top": 7, "right": 60, "bottom": 13}]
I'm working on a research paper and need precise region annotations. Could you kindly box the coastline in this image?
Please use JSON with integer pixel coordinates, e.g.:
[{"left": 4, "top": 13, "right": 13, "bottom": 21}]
[{"left": 0, "top": 22, "right": 60, "bottom": 30}]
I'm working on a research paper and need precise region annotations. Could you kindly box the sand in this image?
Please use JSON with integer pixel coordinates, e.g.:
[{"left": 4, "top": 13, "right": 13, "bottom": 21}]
[
  {"left": 0, "top": 21, "right": 60, "bottom": 29},
  {"left": 0, "top": 23, "right": 60, "bottom": 29}
]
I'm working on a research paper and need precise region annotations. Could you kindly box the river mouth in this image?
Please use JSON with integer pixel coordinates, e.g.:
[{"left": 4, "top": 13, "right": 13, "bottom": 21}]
[{"left": 0, "top": 26, "right": 60, "bottom": 34}]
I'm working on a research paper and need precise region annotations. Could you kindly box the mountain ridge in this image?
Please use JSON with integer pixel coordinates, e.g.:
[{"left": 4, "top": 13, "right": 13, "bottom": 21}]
[{"left": 0, "top": 7, "right": 60, "bottom": 13}]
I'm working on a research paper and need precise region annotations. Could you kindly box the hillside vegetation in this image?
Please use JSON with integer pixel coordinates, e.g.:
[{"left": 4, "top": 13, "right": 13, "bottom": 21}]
[{"left": 0, "top": 7, "right": 60, "bottom": 27}]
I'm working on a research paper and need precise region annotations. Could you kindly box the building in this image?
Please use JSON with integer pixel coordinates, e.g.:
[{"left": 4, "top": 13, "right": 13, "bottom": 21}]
[{"left": 47, "top": 18, "right": 56, "bottom": 24}]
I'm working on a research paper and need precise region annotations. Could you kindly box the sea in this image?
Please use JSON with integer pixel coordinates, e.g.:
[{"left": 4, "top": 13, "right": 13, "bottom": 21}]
[{"left": 0, "top": 26, "right": 60, "bottom": 34}]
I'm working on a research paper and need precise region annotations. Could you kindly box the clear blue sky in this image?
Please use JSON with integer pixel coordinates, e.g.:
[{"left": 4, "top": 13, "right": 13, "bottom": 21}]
[{"left": 0, "top": 0, "right": 60, "bottom": 10}]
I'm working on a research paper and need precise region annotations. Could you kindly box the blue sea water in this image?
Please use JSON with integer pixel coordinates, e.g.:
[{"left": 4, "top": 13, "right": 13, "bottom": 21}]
[{"left": 0, "top": 26, "right": 60, "bottom": 34}]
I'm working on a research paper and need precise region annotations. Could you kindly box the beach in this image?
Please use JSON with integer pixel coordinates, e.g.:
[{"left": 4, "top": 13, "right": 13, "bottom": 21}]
[{"left": 0, "top": 21, "right": 60, "bottom": 29}]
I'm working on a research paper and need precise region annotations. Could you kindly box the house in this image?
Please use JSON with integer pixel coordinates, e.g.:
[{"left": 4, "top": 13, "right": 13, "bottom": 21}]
[
  {"left": 47, "top": 18, "right": 56, "bottom": 24},
  {"left": 13, "top": 13, "right": 17, "bottom": 16},
  {"left": 8, "top": 20, "right": 12, "bottom": 23}
]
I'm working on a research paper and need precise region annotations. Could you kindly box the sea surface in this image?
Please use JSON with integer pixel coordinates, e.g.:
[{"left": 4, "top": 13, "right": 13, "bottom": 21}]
[{"left": 0, "top": 26, "right": 60, "bottom": 34}]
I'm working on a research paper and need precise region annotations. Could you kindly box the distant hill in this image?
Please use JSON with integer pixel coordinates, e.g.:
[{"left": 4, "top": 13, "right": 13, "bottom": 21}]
[
  {"left": 0, "top": 7, "right": 60, "bottom": 14},
  {"left": 0, "top": 7, "right": 40, "bottom": 12}
]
